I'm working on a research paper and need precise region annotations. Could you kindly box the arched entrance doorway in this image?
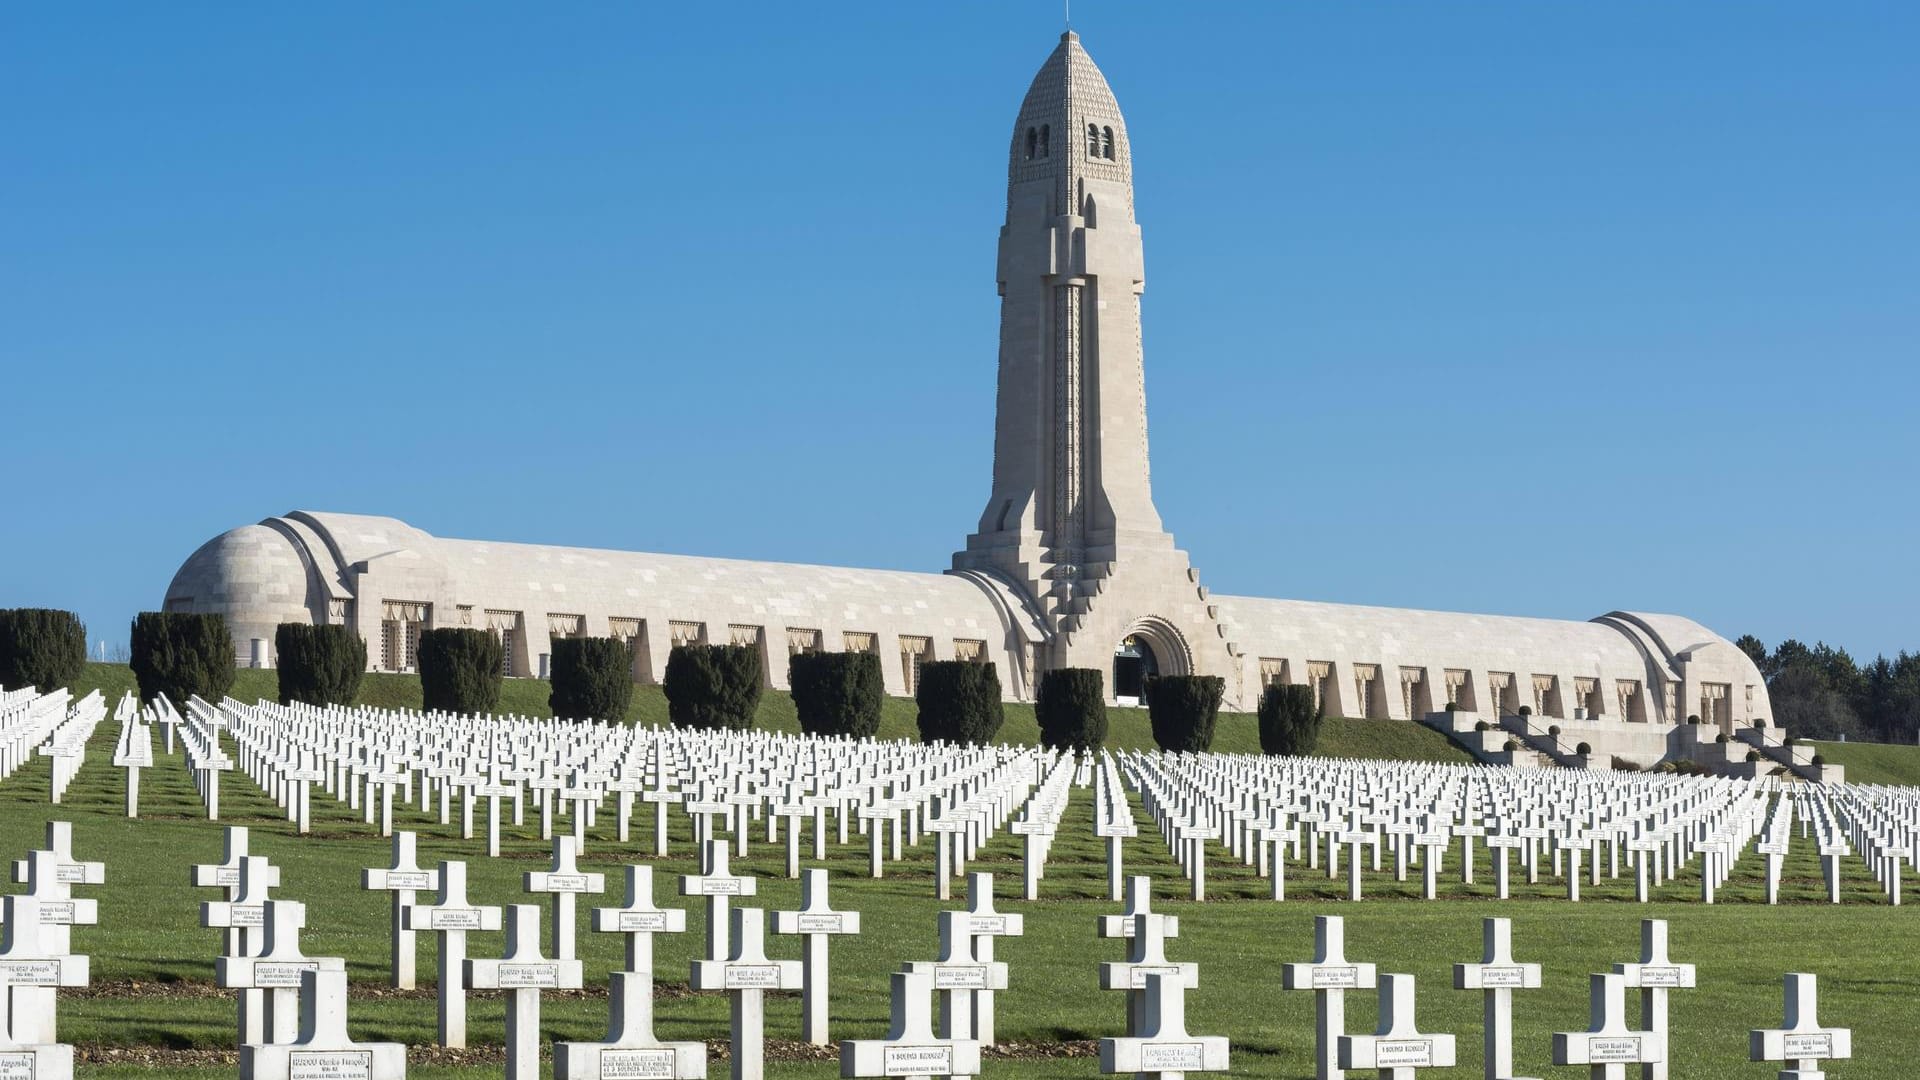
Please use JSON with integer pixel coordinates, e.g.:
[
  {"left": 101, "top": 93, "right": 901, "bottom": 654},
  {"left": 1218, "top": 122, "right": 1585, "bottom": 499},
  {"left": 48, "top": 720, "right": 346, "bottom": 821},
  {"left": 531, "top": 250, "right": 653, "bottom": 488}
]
[
  {"left": 1113, "top": 635, "right": 1159, "bottom": 706},
  {"left": 1112, "top": 617, "right": 1193, "bottom": 706}
]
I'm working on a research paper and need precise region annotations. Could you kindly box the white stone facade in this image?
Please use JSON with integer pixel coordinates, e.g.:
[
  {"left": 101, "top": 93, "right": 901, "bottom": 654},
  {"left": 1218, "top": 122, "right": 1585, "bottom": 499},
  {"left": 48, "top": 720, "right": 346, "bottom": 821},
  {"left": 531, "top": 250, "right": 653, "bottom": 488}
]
[{"left": 162, "top": 32, "right": 1772, "bottom": 754}]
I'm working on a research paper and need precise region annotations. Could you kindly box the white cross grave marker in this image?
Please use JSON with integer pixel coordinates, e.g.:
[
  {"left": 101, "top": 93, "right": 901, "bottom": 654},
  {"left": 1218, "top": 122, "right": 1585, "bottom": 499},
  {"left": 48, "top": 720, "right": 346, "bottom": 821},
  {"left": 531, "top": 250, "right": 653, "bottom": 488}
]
[
  {"left": 1551, "top": 972, "right": 1665, "bottom": 1080},
  {"left": 1339, "top": 973, "right": 1457, "bottom": 1079},
  {"left": 681, "top": 839, "right": 756, "bottom": 962},
  {"left": 525, "top": 835, "right": 606, "bottom": 962},
  {"left": 592, "top": 865, "right": 687, "bottom": 986},
  {"left": 1749, "top": 973, "right": 1851, "bottom": 1080},
  {"left": 468, "top": 904, "right": 585, "bottom": 1080},
  {"left": 772, "top": 868, "right": 860, "bottom": 1045},
  {"left": 0, "top": 897, "right": 90, "bottom": 1048},
  {"left": 958, "top": 872, "right": 1021, "bottom": 1046},
  {"left": 1452, "top": 917, "right": 1542, "bottom": 1080},
  {"left": 1098, "top": 972, "right": 1230, "bottom": 1080},
  {"left": 555, "top": 969, "right": 708, "bottom": 1080},
  {"left": 216, "top": 899, "right": 346, "bottom": 1045},
  {"left": 1282, "top": 914, "right": 1378, "bottom": 1080},
  {"left": 361, "top": 831, "right": 440, "bottom": 989},
  {"left": 689, "top": 906, "right": 802, "bottom": 1080},
  {"left": 840, "top": 968, "right": 982, "bottom": 1080},
  {"left": 1611, "top": 919, "right": 1694, "bottom": 1080},
  {"left": 239, "top": 969, "right": 407, "bottom": 1080},
  {"left": 400, "top": 860, "right": 502, "bottom": 1048}
]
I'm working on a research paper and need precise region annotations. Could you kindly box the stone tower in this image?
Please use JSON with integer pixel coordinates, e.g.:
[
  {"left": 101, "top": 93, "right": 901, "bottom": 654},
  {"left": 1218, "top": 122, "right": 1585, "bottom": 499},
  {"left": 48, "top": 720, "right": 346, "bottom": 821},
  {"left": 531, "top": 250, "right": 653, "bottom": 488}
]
[{"left": 954, "top": 32, "right": 1239, "bottom": 703}]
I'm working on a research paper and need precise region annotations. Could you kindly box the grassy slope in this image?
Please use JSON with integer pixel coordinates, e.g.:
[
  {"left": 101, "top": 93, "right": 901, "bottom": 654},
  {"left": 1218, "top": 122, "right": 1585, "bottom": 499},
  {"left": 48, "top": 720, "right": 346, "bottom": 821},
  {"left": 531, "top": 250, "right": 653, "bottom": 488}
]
[
  {"left": 1803, "top": 738, "right": 1920, "bottom": 786},
  {"left": 0, "top": 721, "right": 1916, "bottom": 1080},
  {"left": 69, "top": 663, "right": 1470, "bottom": 763}
]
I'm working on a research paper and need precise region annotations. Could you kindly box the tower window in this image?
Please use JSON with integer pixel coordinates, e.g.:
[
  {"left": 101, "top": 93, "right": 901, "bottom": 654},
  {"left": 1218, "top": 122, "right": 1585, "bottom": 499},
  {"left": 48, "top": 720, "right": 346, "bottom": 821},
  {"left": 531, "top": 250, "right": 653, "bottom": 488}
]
[
  {"left": 1025, "top": 127, "right": 1037, "bottom": 161},
  {"left": 1102, "top": 126, "right": 1115, "bottom": 159},
  {"left": 1086, "top": 123, "right": 1099, "bottom": 155},
  {"left": 1038, "top": 124, "right": 1049, "bottom": 157}
]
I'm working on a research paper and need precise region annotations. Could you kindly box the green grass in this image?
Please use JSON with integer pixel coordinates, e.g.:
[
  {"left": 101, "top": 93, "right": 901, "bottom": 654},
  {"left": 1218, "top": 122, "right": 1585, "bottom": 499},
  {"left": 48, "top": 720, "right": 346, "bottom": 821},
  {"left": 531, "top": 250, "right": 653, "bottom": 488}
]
[
  {"left": 1803, "top": 738, "right": 1920, "bottom": 786},
  {"left": 0, "top": 708, "right": 1914, "bottom": 1078},
  {"left": 67, "top": 664, "right": 1470, "bottom": 764}
]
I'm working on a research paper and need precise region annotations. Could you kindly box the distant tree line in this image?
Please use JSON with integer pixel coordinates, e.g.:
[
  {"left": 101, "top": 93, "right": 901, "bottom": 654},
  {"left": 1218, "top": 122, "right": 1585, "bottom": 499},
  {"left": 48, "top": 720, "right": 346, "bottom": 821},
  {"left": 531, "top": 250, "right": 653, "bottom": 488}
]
[{"left": 1736, "top": 635, "right": 1920, "bottom": 743}]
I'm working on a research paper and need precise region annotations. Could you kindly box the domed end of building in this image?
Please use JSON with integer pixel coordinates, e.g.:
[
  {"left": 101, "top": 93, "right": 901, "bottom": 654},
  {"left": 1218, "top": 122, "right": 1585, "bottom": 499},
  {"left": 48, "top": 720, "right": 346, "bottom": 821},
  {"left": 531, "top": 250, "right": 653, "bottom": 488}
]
[{"left": 163, "top": 521, "right": 323, "bottom": 664}]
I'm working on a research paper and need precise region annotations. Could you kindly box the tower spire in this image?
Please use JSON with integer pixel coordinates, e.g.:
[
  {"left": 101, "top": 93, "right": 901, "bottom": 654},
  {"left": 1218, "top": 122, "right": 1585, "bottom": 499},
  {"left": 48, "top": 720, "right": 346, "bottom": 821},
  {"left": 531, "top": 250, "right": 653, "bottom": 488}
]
[{"left": 953, "top": 33, "right": 1236, "bottom": 700}]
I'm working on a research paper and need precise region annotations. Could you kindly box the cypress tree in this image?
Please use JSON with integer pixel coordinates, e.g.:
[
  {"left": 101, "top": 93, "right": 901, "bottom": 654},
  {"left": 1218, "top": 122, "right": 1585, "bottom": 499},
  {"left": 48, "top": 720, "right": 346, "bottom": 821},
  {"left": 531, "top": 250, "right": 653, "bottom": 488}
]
[
  {"left": 274, "top": 622, "right": 366, "bottom": 707},
  {"left": 663, "top": 643, "right": 764, "bottom": 730},
  {"left": 1035, "top": 667, "right": 1108, "bottom": 752},
  {"left": 0, "top": 608, "right": 88, "bottom": 693},
  {"left": 549, "top": 636, "right": 635, "bottom": 722},
  {"left": 129, "top": 611, "right": 236, "bottom": 707},
  {"left": 418, "top": 627, "right": 504, "bottom": 715}
]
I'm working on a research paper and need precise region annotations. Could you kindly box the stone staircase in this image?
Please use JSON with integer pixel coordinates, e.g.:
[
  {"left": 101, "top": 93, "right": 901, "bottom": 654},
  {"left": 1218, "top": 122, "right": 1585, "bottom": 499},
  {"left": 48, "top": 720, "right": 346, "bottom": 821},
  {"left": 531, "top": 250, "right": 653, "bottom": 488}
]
[{"left": 1420, "top": 710, "right": 1557, "bottom": 769}]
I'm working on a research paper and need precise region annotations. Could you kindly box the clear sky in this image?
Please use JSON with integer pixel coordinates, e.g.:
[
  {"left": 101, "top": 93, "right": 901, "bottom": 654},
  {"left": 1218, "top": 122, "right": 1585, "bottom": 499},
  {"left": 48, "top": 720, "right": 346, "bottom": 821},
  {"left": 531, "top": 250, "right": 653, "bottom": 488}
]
[{"left": 3, "top": 2, "right": 1915, "bottom": 660}]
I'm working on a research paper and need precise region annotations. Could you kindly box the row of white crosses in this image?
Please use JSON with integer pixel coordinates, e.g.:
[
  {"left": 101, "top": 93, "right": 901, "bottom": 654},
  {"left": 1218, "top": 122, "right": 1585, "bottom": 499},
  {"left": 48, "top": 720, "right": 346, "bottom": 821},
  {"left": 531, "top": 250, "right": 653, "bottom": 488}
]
[
  {"left": 35, "top": 690, "right": 105, "bottom": 805},
  {"left": 180, "top": 693, "right": 1920, "bottom": 914},
  {"left": 1104, "top": 746, "right": 1902, "bottom": 907},
  {"left": 202, "top": 697, "right": 1080, "bottom": 892},
  {"left": 0, "top": 688, "right": 73, "bottom": 786},
  {"left": 108, "top": 692, "right": 156, "bottom": 816}
]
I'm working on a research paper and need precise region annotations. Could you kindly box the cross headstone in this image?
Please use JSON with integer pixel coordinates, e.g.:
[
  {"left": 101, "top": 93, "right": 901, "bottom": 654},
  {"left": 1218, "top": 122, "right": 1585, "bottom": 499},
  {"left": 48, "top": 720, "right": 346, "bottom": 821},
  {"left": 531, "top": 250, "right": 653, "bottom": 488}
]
[
  {"left": 1100, "top": 910, "right": 1198, "bottom": 1040},
  {"left": 1098, "top": 972, "right": 1230, "bottom": 1079},
  {"left": 680, "top": 839, "right": 756, "bottom": 962},
  {"left": 239, "top": 969, "right": 407, "bottom": 1080},
  {"left": 400, "top": 860, "right": 502, "bottom": 1048},
  {"left": 771, "top": 868, "right": 860, "bottom": 1045},
  {"left": 1452, "top": 917, "right": 1542, "bottom": 1080},
  {"left": 467, "top": 904, "right": 585, "bottom": 1080},
  {"left": 1611, "top": 919, "right": 1694, "bottom": 1080},
  {"left": 555, "top": 970, "right": 708, "bottom": 1080},
  {"left": 1282, "top": 914, "right": 1378, "bottom": 1080},
  {"left": 959, "top": 872, "right": 1022, "bottom": 1046},
  {"left": 1551, "top": 972, "right": 1664, "bottom": 1080},
  {"left": 200, "top": 854, "right": 279, "bottom": 1047},
  {"left": 1339, "top": 973, "right": 1457, "bottom": 1079},
  {"left": 689, "top": 906, "right": 801, "bottom": 1080},
  {"left": 0, "top": 896, "right": 91, "bottom": 1047},
  {"left": 525, "top": 835, "right": 606, "bottom": 962},
  {"left": 840, "top": 968, "right": 982, "bottom": 1080},
  {"left": 361, "top": 831, "right": 440, "bottom": 989},
  {"left": 190, "top": 827, "right": 282, "bottom": 958},
  {"left": 1750, "top": 973, "right": 1851, "bottom": 1080},
  {"left": 592, "top": 865, "right": 687, "bottom": 985},
  {"left": 216, "top": 899, "right": 346, "bottom": 1045}
]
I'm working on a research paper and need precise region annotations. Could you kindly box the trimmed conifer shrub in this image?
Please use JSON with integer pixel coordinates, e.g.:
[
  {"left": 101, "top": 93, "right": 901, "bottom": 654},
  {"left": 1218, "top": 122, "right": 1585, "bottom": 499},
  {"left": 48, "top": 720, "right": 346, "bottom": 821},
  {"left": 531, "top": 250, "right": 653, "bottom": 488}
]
[
  {"left": 915, "top": 660, "right": 1004, "bottom": 745},
  {"left": 418, "top": 627, "right": 503, "bottom": 716},
  {"left": 130, "top": 611, "right": 235, "bottom": 707},
  {"left": 0, "top": 608, "right": 87, "bottom": 693},
  {"left": 1258, "top": 683, "right": 1321, "bottom": 756},
  {"left": 274, "top": 623, "right": 365, "bottom": 707},
  {"left": 1035, "top": 668, "right": 1107, "bottom": 752},
  {"left": 549, "top": 636, "right": 634, "bottom": 722},
  {"left": 1146, "top": 674, "right": 1225, "bottom": 753},
  {"left": 789, "top": 650, "right": 883, "bottom": 739},
  {"left": 664, "top": 643, "right": 763, "bottom": 731}
]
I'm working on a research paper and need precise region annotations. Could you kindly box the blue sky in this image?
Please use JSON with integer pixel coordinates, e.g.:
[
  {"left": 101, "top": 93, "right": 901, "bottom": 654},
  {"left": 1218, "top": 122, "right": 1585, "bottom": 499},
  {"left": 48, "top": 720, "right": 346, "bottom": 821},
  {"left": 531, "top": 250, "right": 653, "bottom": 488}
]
[{"left": 3, "top": 2, "right": 1915, "bottom": 660}]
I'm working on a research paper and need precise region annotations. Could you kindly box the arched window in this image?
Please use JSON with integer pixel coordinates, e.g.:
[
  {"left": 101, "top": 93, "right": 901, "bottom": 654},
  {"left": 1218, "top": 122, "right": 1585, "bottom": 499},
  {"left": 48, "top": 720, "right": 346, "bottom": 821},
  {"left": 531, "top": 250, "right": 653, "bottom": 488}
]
[
  {"left": 1102, "top": 126, "right": 1115, "bottom": 159},
  {"left": 1025, "top": 128, "right": 1037, "bottom": 161},
  {"left": 1038, "top": 124, "right": 1050, "bottom": 157},
  {"left": 1086, "top": 123, "right": 1100, "bottom": 155}
]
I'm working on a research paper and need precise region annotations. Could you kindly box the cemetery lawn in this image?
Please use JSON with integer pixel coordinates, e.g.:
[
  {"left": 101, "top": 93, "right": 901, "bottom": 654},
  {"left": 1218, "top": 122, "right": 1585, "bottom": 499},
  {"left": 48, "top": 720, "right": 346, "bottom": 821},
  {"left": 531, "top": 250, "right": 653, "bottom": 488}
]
[
  {"left": 3, "top": 715, "right": 1916, "bottom": 1079},
  {"left": 68, "top": 663, "right": 1470, "bottom": 763},
  {"left": 1802, "top": 738, "right": 1920, "bottom": 786}
]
